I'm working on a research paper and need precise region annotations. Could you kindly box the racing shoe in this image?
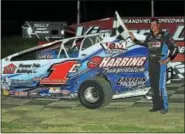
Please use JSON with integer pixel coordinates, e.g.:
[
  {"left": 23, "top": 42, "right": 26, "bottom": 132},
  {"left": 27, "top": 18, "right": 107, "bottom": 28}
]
[
  {"left": 149, "top": 108, "right": 161, "bottom": 112},
  {"left": 160, "top": 109, "right": 168, "bottom": 114}
]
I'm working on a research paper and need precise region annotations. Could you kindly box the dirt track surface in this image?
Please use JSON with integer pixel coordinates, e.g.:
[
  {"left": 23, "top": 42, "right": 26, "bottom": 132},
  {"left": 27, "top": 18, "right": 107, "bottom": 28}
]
[{"left": 1, "top": 80, "right": 184, "bottom": 132}]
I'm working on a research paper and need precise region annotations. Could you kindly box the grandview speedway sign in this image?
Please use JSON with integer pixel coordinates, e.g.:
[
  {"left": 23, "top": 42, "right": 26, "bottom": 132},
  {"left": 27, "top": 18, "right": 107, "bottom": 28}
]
[{"left": 66, "top": 16, "right": 184, "bottom": 79}]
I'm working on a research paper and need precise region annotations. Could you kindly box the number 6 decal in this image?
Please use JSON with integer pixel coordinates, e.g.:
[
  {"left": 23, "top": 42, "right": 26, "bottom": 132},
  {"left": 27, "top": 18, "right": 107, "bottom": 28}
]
[{"left": 40, "top": 61, "right": 79, "bottom": 84}]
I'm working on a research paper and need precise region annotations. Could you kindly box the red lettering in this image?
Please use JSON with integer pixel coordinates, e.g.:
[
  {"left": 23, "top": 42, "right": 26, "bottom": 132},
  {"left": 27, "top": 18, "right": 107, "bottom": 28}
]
[{"left": 40, "top": 61, "right": 78, "bottom": 84}]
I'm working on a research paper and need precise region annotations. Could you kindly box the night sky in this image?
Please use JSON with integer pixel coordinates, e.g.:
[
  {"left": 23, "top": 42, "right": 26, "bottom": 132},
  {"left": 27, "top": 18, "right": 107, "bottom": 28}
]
[{"left": 1, "top": 0, "right": 185, "bottom": 37}]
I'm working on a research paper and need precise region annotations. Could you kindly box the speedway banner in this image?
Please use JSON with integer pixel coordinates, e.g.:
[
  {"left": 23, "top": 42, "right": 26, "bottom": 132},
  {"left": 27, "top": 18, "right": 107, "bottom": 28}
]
[{"left": 66, "top": 16, "right": 184, "bottom": 79}]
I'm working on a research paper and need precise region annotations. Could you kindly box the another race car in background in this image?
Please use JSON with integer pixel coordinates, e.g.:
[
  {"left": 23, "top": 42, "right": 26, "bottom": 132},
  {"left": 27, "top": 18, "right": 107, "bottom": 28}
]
[{"left": 2, "top": 11, "right": 166, "bottom": 109}]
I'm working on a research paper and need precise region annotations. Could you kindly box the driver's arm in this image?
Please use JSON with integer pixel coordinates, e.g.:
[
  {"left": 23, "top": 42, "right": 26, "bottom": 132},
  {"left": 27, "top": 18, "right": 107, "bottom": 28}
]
[
  {"left": 164, "top": 33, "right": 178, "bottom": 61},
  {"left": 129, "top": 32, "right": 149, "bottom": 47}
]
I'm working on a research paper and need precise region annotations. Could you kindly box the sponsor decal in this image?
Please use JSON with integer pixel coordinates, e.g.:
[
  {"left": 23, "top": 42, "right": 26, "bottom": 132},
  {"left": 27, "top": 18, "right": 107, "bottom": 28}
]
[
  {"left": 16, "top": 63, "right": 40, "bottom": 74},
  {"left": 100, "top": 41, "right": 127, "bottom": 54},
  {"left": 32, "top": 77, "right": 42, "bottom": 81},
  {"left": 34, "top": 23, "right": 49, "bottom": 28},
  {"left": 9, "top": 90, "right": 16, "bottom": 96},
  {"left": 88, "top": 56, "right": 147, "bottom": 68},
  {"left": 38, "top": 53, "right": 54, "bottom": 59},
  {"left": 9, "top": 91, "right": 28, "bottom": 97},
  {"left": 40, "top": 61, "right": 80, "bottom": 84},
  {"left": 2, "top": 77, "right": 10, "bottom": 85},
  {"left": 156, "top": 34, "right": 162, "bottom": 40},
  {"left": 87, "top": 56, "right": 103, "bottom": 68},
  {"left": 103, "top": 67, "right": 145, "bottom": 73},
  {"left": 19, "top": 92, "right": 28, "bottom": 97},
  {"left": 11, "top": 79, "right": 33, "bottom": 86},
  {"left": 3, "top": 63, "right": 40, "bottom": 74},
  {"left": 148, "top": 42, "right": 161, "bottom": 49},
  {"left": 40, "top": 93, "right": 51, "bottom": 97},
  {"left": 39, "top": 87, "right": 50, "bottom": 94},
  {"left": 61, "top": 90, "right": 71, "bottom": 95},
  {"left": 117, "top": 77, "right": 147, "bottom": 88},
  {"left": 37, "top": 53, "right": 55, "bottom": 59},
  {"left": 38, "top": 87, "right": 50, "bottom": 96},
  {"left": 23, "top": 21, "right": 67, "bottom": 39},
  {"left": 3, "top": 64, "right": 17, "bottom": 74},
  {"left": 29, "top": 92, "right": 38, "bottom": 96},
  {"left": 49, "top": 87, "right": 61, "bottom": 94},
  {"left": 28, "top": 88, "right": 41, "bottom": 96},
  {"left": 15, "top": 92, "right": 20, "bottom": 96},
  {"left": 2, "top": 90, "right": 10, "bottom": 96}
]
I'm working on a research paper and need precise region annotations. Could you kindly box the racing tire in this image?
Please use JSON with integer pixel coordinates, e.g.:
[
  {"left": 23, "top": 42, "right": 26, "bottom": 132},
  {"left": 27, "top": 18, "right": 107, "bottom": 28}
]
[{"left": 78, "top": 76, "right": 113, "bottom": 109}]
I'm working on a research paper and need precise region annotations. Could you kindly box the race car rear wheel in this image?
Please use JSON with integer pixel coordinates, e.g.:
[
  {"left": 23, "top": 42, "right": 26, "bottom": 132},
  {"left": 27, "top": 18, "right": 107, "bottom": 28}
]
[{"left": 78, "top": 77, "right": 113, "bottom": 109}]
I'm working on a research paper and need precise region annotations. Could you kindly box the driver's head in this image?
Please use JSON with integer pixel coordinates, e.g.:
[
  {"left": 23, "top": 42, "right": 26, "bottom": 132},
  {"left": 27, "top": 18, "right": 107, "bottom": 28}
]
[{"left": 150, "top": 18, "right": 160, "bottom": 33}]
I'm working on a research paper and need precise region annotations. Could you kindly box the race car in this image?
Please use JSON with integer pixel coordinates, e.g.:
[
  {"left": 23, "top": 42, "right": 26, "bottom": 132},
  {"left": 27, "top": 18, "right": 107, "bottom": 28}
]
[{"left": 2, "top": 11, "right": 157, "bottom": 109}]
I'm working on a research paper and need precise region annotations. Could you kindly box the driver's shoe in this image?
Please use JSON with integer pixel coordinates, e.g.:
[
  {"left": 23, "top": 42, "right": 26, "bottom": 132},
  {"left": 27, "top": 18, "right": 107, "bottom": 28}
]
[
  {"left": 149, "top": 108, "right": 161, "bottom": 112},
  {"left": 160, "top": 109, "right": 168, "bottom": 114}
]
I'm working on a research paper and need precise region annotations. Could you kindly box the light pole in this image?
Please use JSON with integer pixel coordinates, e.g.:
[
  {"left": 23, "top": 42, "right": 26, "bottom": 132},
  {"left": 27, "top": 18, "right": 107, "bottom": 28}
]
[
  {"left": 77, "top": 0, "right": 80, "bottom": 24},
  {"left": 151, "top": 0, "right": 154, "bottom": 17}
]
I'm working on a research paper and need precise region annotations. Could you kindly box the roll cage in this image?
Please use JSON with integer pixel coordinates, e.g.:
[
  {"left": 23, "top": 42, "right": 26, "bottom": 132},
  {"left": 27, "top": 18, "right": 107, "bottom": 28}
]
[{"left": 9, "top": 33, "right": 104, "bottom": 61}]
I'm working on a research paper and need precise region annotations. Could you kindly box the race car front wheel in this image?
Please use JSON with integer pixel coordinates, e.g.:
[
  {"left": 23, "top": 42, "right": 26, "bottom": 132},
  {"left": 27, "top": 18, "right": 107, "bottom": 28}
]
[{"left": 78, "top": 77, "right": 113, "bottom": 109}]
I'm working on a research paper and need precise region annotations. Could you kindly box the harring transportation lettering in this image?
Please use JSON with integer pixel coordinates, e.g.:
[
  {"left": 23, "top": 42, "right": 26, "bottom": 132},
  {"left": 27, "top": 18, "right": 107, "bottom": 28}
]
[
  {"left": 98, "top": 57, "right": 146, "bottom": 68},
  {"left": 117, "top": 77, "right": 147, "bottom": 88},
  {"left": 87, "top": 56, "right": 147, "bottom": 68},
  {"left": 103, "top": 67, "right": 145, "bottom": 73}
]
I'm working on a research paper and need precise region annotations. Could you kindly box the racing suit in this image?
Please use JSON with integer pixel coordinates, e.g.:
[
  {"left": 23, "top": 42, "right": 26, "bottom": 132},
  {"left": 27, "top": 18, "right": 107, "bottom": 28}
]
[{"left": 133, "top": 31, "right": 178, "bottom": 110}]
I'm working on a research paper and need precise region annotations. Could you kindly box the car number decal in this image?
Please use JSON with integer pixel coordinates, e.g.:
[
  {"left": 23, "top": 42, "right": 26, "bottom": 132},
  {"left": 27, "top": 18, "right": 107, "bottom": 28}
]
[{"left": 40, "top": 61, "right": 79, "bottom": 84}]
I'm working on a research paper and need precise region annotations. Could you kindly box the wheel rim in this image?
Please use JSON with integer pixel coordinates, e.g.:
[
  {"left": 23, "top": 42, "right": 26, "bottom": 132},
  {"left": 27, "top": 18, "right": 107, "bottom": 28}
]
[{"left": 84, "top": 86, "right": 100, "bottom": 103}]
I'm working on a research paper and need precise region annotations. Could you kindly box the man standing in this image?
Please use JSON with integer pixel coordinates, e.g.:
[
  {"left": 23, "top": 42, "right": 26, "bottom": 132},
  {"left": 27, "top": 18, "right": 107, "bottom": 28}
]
[{"left": 129, "top": 18, "right": 178, "bottom": 114}]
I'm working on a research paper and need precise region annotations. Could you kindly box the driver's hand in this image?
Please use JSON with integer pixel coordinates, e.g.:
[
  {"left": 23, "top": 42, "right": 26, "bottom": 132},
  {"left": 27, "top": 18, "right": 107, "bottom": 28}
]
[{"left": 129, "top": 32, "right": 136, "bottom": 41}]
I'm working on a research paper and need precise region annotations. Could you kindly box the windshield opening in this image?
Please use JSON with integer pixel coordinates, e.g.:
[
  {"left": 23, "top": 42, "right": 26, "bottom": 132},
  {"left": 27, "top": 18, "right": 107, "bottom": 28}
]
[
  {"left": 81, "top": 35, "right": 103, "bottom": 51},
  {"left": 63, "top": 38, "right": 83, "bottom": 58}
]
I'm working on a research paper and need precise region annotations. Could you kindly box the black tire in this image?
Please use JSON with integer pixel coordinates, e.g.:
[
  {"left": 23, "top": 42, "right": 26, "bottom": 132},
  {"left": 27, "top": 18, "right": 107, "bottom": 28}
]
[{"left": 78, "top": 76, "right": 113, "bottom": 109}]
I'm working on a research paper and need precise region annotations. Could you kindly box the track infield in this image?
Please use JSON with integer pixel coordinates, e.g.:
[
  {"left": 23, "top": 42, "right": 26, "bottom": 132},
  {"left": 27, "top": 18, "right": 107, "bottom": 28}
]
[{"left": 1, "top": 80, "right": 184, "bottom": 132}]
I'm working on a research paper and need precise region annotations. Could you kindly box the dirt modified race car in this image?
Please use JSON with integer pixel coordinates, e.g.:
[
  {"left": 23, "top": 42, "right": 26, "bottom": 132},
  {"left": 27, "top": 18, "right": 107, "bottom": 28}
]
[{"left": 1, "top": 11, "right": 167, "bottom": 109}]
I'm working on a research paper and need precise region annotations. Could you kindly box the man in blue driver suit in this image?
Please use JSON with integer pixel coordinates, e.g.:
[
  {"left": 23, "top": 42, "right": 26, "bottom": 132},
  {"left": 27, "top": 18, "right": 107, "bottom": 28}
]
[{"left": 129, "top": 18, "right": 178, "bottom": 114}]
